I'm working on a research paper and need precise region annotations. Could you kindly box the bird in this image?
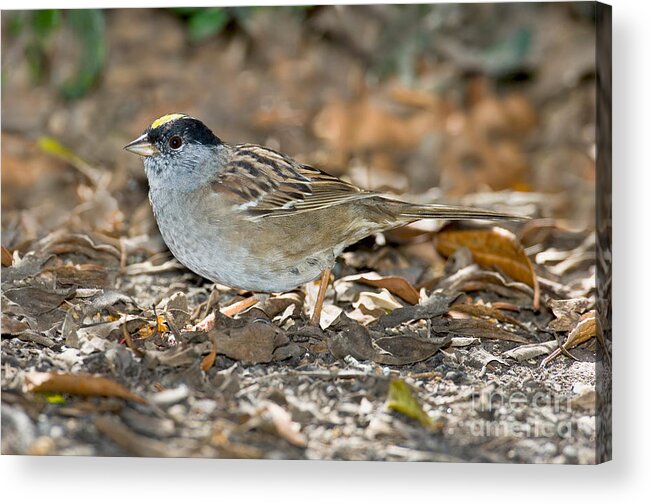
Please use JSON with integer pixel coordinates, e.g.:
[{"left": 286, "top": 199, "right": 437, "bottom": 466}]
[{"left": 125, "top": 113, "right": 526, "bottom": 326}]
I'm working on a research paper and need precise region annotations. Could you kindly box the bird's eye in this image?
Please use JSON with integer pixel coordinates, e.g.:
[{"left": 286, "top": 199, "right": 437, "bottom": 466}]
[{"left": 169, "top": 135, "right": 183, "bottom": 149}]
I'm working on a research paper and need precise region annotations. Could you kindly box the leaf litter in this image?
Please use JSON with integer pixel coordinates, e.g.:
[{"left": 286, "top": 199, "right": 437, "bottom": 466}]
[{"left": 1, "top": 4, "right": 604, "bottom": 463}]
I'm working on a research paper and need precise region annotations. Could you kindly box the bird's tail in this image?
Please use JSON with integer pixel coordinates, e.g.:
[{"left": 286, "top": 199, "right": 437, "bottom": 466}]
[{"left": 390, "top": 200, "right": 529, "bottom": 223}]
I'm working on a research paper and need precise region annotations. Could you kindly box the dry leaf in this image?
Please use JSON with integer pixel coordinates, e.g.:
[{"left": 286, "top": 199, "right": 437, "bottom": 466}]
[
  {"left": 319, "top": 304, "right": 344, "bottom": 330},
  {"left": 547, "top": 298, "right": 592, "bottom": 332},
  {"left": 436, "top": 227, "right": 540, "bottom": 309},
  {"left": 373, "top": 335, "right": 449, "bottom": 365},
  {"left": 209, "top": 323, "right": 289, "bottom": 364},
  {"left": 201, "top": 332, "right": 219, "bottom": 372},
  {"left": 1, "top": 246, "right": 13, "bottom": 267},
  {"left": 503, "top": 341, "right": 558, "bottom": 362},
  {"left": 371, "top": 292, "right": 457, "bottom": 330},
  {"left": 339, "top": 272, "right": 420, "bottom": 304},
  {"left": 430, "top": 318, "right": 529, "bottom": 344},
  {"left": 256, "top": 401, "right": 307, "bottom": 447},
  {"left": 43, "top": 263, "right": 112, "bottom": 288},
  {"left": 328, "top": 324, "right": 448, "bottom": 365},
  {"left": 25, "top": 372, "right": 145, "bottom": 403},
  {"left": 1, "top": 314, "right": 31, "bottom": 335},
  {"left": 4, "top": 284, "right": 75, "bottom": 316},
  {"left": 541, "top": 310, "right": 600, "bottom": 366},
  {"left": 349, "top": 289, "right": 404, "bottom": 325},
  {"left": 448, "top": 302, "right": 529, "bottom": 331}
]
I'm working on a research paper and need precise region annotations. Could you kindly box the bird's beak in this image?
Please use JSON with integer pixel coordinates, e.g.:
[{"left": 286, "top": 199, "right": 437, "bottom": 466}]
[{"left": 124, "top": 133, "right": 159, "bottom": 157}]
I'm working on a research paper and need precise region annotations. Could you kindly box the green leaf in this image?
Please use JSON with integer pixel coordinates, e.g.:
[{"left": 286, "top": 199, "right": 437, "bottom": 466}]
[
  {"left": 38, "top": 136, "right": 102, "bottom": 183},
  {"left": 187, "top": 8, "right": 229, "bottom": 41},
  {"left": 59, "top": 9, "right": 106, "bottom": 100},
  {"left": 26, "top": 41, "right": 47, "bottom": 83},
  {"left": 171, "top": 7, "right": 203, "bottom": 17},
  {"left": 43, "top": 393, "right": 66, "bottom": 404},
  {"left": 387, "top": 378, "right": 439, "bottom": 430},
  {"left": 8, "top": 12, "right": 27, "bottom": 36},
  {"left": 32, "top": 9, "right": 60, "bottom": 39}
]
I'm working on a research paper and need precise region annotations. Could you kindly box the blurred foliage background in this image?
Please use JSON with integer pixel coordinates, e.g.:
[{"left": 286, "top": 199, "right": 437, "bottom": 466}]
[{"left": 2, "top": 3, "right": 597, "bottom": 247}]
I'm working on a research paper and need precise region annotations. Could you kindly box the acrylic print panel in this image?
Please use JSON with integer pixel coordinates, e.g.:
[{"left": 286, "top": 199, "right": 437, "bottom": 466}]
[{"left": 1, "top": 2, "right": 611, "bottom": 463}]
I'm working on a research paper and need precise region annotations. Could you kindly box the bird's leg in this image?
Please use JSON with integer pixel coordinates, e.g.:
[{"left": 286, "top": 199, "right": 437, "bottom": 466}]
[{"left": 309, "top": 267, "right": 332, "bottom": 326}]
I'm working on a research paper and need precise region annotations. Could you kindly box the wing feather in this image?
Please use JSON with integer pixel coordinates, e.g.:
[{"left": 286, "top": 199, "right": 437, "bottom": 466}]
[{"left": 211, "top": 144, "right": 376, "bottom": 220}]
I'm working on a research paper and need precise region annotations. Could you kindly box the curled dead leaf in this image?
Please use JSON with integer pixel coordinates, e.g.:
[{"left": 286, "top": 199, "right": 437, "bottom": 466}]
[
  {"left": 503, "top": 341, "right": 558, "bottom": 362},
  {"left": 430, "top": 318, "right": 529, "bottom": 344},
  {"left": 448, "top": 302, "right": 529, "bottom": 331},
  {"left": 253, "top": 401, "right": 307, "bottom": 448},
  {"left": 541, "top": 310, "right": 601, "bottom": 366},
  {"left": 436, "top": 226, "right": 540, "bottom": 309},
  {"left": 201, "top": 332, "right": 219, "bottom": 372},
  {"left": 338, "top": 272, "right": 420, "bottom": 304},
  {"left": 25, "top": 372, "right": 145, "bottom": 403},
  {"left": 1, "top": 246, "right": 13, "bottom": 267},
  {"left": 347, "top": 289, "right": 404, "bottom": 325}
]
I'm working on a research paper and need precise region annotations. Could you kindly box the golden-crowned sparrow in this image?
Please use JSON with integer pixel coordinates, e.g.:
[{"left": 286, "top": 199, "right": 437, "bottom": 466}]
[{"left": 125, "top": 113, "right": 525, "bottom": 325}]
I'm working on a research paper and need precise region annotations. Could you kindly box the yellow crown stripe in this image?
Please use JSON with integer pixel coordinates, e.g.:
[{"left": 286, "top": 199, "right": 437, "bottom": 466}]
[{"left": 150, "top": 113, "right": 188, "bottom": 130}]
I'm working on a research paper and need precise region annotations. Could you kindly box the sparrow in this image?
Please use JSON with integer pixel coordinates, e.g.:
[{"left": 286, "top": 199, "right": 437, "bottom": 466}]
[{"left": 125, "top": 113, "right": 525, "bottom": 325}]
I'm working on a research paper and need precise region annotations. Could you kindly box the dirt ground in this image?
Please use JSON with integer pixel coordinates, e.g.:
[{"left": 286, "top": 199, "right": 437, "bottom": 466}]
[{"left": 1, "top": 4, "right": 610, "bottom": 463}]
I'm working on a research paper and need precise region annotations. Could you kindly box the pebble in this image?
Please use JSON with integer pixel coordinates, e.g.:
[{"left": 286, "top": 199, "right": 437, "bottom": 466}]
[
  {"left": 167, "top": 404, "right": 187, "bottom": 422},
  {"left": 563, "top": 445, "right": 578, "bottom": 460},
  {"left": 445, "top": 370, "right": 464, "bottom": 383},
  {"left": 577, "top": 415, "right": 596, "bottom": 437},
  {"left": 150, "top": 384, "right": 189, "bottom": 406},
  {"left": 192, "top": 399, "right": 218, "bottom": 416}
]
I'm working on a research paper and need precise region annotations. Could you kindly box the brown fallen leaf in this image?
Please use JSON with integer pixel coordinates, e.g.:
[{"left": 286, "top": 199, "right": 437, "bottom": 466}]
[
  {"left": 1, "top": 245, "right": 13, "bottom": 267},
  {"left": 255, "top": 292, "right": 304, "bottom": 319},
  {"left": 25, "top": 372, "right": 145, "bottom": 404},
  {"left": 4, "top": 283, "right": 76, "bottom": 316},
  {"left": 348, "top": 289, "right": 404, "bottom": 325},
  {"left": 1, "top": 314, "right": 31, "bottom": 335},
  {"left": 490, "top": 301, "right": 521, "bottom": 312},
  {"left": 121, "top": 321, "right": 145, "bottom": 359},
  {"left": 547, "top": 298, "right": 592, "bottom": 332},
  {"left": 448, "top": 303, "right": 529, "bottom": 331},
  {"left": 42, "top": 232, "right": 121, "bottom": 265},
  {"left": 371, "top": 292, "right": 458, "bottom": 330},
  {"left": 209, "top": 322, "right": 289, "bottom": 364},
  {"left": 201, "top": 332, "right": 219, "bottom": 372},
  {"left": 436, "top": 226, "right": 540, "bottom": 309},
  {"left": 373, "top": 335, "right": 450, "bottom": 365},
  {"left": 430, "top": 318, "right": 529, "bottom": 344},
  {"left": 339, "top": 272, "right": 420, "bottom": 304},
  {"left": 541, "top": 310, "right": 601, "bottom": 366},
  {"left": 43, "top": 263, "right": 112, "bottom": 288},
  {"left": 1, "top": 253, "right": 51, "bottom": 285},
  {"left": 328, "top": 323, "right": 448, "bottom": 365}
]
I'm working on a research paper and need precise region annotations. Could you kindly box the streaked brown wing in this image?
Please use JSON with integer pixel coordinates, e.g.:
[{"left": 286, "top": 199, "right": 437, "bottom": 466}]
[{"left": 212, "top": 143, "right": 376, "bottom": 220}]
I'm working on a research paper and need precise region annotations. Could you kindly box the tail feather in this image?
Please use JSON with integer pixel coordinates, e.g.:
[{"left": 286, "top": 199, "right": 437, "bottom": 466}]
[{"left": 393, "top": 202, "right": 529, "bottom": 222}]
